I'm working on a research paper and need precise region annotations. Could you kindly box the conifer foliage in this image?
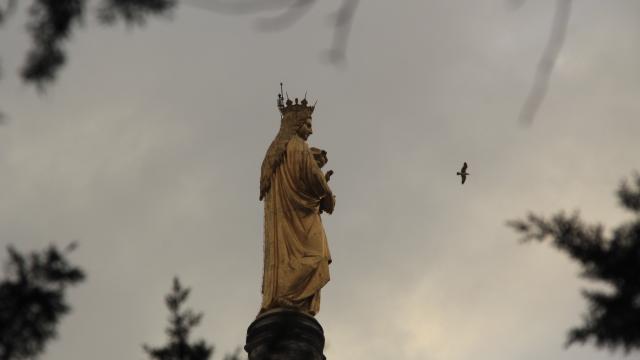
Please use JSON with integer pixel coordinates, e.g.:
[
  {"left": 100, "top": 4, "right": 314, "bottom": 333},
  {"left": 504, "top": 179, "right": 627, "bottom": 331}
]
[
  {"left": 0, "top": 0, "right": 175, "bottom": 88},
  {"left": 144, "top": 277, "right": 214, "bottom": 360},
  {"left": 0, "top": 244, "right": 85, "bottom": 360},
  {"left": 509, "top": 173, "right": 640, "bottom": 353}
]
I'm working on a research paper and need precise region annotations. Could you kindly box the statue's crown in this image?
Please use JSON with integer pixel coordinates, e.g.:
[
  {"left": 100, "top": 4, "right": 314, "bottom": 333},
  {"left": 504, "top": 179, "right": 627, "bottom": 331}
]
[{"left": 276, "top": 83, "right": 315, "bottom": 116}]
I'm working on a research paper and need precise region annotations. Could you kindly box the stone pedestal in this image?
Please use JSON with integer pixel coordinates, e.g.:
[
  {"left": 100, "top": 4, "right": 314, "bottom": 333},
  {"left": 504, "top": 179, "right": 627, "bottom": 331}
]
[{"left": 244, "top": 309, "right": 326, "bottom": 360}]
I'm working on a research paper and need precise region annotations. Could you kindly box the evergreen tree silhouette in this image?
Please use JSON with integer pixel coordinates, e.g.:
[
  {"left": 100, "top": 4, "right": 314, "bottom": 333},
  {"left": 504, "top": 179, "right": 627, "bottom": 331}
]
[
  {"left": 0, "top": 243, "right": 85, "bottom": 360},
  {"left": 143, "top": 277, "right": 213, "bottom": 360},
  {"left": 0, "top": 0, "right": 176, "bottom": 89},
  {"left": 509, "top": 173, "right": 640, "bottom": 353}
]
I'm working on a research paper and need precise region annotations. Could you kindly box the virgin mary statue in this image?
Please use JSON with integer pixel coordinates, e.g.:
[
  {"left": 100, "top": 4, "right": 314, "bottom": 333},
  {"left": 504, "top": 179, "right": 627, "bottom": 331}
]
[{"left": 258, "top": 95, "right": 335, "bottom": 317}]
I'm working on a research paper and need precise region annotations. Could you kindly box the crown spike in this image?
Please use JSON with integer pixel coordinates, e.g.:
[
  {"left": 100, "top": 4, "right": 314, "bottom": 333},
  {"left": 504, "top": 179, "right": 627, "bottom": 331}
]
[
  {"left": 277, "top": 93, "right": 283, "bottom": 109},
  {"left": 276, "top": 88, "right": 316, "bottom": 116}
]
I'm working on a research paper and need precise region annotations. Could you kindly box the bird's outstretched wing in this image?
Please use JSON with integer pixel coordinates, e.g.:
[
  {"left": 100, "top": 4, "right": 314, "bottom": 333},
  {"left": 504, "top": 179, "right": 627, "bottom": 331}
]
[
  {"left": 461, "top": 174, "right": 466, "bottom": 184},
  {"left": 461, "top": 162, "right": 467, "bottom": 172}
]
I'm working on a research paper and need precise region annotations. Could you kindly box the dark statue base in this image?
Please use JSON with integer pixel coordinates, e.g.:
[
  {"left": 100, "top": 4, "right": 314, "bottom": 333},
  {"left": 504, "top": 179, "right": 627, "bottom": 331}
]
[{"left": 244, "top": 309, "right": 326, "bottom": 360}]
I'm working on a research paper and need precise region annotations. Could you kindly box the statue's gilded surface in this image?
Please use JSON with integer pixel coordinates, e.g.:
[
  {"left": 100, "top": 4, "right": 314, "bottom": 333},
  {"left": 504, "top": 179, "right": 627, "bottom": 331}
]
[{"left": 258, "top": 94, "right": 335, "bottom": 317}]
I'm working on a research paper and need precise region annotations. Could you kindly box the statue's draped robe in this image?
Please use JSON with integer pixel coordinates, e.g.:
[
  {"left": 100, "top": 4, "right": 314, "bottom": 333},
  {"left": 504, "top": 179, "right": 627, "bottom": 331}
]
[{"left": 261, "top": 136, "right": 332, "bottom": 316}]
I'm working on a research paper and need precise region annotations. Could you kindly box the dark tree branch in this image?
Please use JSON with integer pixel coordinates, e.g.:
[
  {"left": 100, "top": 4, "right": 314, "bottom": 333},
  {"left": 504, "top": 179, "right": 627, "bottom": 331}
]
[
  {"left": 21, "top": 0, "right": 87, "bottom": 90},
  {"left": 0, "top": 243, "right": 85, "bottom": 360},
  {"left": 183, "top": 0, "right": 297, "bottom": 15},
  {"left": 143, "top": 277, "right": 213, "bottom": 360},
  {"left": 98, "top": 0, "right": 176, "bottom": 25},
  {"left": 324, "top": 0, "right": 358, "bottom": 64},
  {"left": 617, "top": 173, "right": 640, "bottom": 214},
  {"left": 254, "top": 0, "right": 316, "bottom": 32},
  {"left": 13, "top": 0, "right": 176, "bottom": 90},
  {"left": 183, "top": 0, "right": 359, "bottom": 65},
  {"left": 508, "top": 173, "right": 640, "bottom": 353},
  {"left": 518, "top": 0, "right": 572, "bottom": 125}
]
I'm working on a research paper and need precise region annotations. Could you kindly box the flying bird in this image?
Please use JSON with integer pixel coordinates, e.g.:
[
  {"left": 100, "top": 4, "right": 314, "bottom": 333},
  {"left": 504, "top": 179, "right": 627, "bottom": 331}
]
[{"left": 457, "top": 162, "right": 469, "bottom": 184}]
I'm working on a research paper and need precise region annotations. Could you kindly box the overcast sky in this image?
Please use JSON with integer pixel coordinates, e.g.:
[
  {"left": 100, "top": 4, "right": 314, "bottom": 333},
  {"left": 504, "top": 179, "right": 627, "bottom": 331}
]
[{"left": 1, "top": 0, "right": 639, "bottom": 359}]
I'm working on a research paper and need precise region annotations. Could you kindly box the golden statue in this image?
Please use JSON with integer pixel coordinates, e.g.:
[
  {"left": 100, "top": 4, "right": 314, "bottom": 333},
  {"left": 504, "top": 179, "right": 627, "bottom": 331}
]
[{"left": 258, "top": 91, "right": 335, "bottom": 317}]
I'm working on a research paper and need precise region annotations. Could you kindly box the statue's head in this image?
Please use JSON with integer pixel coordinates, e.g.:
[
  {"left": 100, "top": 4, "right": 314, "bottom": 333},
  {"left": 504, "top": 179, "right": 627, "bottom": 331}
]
[
  {"left": 279, "top": 97, "right": 315, "bottom": 142},
  {"left": 296, "top": 117, "right": 313, "bottom": 141}
]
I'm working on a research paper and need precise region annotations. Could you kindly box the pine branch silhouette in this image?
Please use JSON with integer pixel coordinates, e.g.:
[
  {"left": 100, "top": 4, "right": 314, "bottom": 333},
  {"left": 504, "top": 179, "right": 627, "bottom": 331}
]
[
  {"left": 0, "top": 243, "right": 85, "bottom": 360},
  {"left": 143, "top": 277, "right": 213, "bottom": 360},
  {"left": 508, "top": 173, "right": 640, "bottom": 353}
]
